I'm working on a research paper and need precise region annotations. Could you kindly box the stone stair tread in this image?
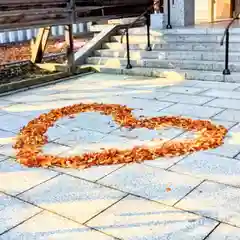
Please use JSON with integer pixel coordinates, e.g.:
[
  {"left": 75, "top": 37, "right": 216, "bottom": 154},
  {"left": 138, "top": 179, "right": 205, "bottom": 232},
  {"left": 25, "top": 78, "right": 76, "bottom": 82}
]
[
  {"left": 81, "top": 64, "right": 240, "bottom": 82},
  {"left": 87, "top": 56, "right": 240, "bottom": 65},
  {"left": 102, "top": 42, "right": 240, "bottom": 51},
  {"left": 95, "top": 48, "right": 238, "bottom": 54}
]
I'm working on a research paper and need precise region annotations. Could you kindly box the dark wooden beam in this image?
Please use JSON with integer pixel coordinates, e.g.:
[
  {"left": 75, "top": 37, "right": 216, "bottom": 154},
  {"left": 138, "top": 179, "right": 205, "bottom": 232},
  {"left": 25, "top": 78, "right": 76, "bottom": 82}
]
[{"left": 65, "top": 24, "right": 75, "bottom": 73}]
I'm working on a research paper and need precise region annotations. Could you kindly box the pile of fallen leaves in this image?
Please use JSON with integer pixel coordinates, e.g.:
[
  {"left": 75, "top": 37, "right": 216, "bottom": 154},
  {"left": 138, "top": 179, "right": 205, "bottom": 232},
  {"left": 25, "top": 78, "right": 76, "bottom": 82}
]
[
  {"left": 14, "top": 103, "right": 227, "bottom": 169},
  {"left": 0, "top": 37, "right": 87, "bottom": 64}
]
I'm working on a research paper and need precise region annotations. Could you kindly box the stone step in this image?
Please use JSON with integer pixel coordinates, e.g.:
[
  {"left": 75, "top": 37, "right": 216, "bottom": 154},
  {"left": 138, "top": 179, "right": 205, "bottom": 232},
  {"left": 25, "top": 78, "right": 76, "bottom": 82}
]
[
  {"left": 86, "top": 56, "right": 240, "bottom": 72},
  {"left": 94, "top": 49, "right": 240, "bottom": 62},
  {"left": 118, "top": 26, "right": 240, "bottom": 35},
  {"left": 111, "top": 34, "right": 240, "bottom": 43},
  {"left": 89, "top": 19, "right": 144, "bottom": 32},
  {"left": 102, "top": 42, "right": 240, "bottom": 52},
  {"left": 81, "top": 64, "right": 240, "bottom": 82},
  {"left": 89, "top": 24, "right": 112, "bottom": 32}
]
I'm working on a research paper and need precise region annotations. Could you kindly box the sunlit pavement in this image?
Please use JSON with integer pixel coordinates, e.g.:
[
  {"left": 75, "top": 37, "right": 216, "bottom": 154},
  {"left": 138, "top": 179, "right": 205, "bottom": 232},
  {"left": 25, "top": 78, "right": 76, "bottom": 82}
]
[{"left": 0, "top": 73, "right": 240, "bottom": 239}]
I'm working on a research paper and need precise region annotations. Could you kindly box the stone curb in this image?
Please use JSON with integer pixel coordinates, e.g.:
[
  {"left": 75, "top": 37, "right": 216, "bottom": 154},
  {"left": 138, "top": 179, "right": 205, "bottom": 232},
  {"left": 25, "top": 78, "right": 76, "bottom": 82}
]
[{"left": 0, "top": 68, "right": 91, "bottom": 95}]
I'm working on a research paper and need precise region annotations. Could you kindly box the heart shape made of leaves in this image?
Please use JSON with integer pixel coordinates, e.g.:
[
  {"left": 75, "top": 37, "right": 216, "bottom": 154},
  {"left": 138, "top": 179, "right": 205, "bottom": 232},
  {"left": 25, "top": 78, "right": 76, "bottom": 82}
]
[{"left": 14, "top": 103, "right": 227, "bottom": 169}]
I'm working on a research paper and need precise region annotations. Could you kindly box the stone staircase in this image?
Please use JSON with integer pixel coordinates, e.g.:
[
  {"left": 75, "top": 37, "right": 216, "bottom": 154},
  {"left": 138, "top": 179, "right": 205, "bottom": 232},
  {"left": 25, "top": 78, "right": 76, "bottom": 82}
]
[{"left": 82, "top": 25, "right": 240, "bottom": 82}]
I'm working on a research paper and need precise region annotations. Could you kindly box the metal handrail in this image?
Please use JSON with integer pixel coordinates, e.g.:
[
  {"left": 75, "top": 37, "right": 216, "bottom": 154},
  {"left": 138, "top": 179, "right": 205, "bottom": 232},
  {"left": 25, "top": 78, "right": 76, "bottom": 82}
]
[
  {"left": 120, "top": 5, "right": 153, "bottom": 69},
  {"left": 220, "top": 12, "right": 240, "bottom": 75}
]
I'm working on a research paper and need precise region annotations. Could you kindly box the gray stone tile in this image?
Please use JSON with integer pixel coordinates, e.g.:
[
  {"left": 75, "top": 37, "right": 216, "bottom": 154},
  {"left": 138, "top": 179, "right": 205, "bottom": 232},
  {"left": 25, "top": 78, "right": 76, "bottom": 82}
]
[
  {"left": 42, "top": 142, "right": 71, "bottom": 156},
  {"left": 53, "top": 164, "right": 124, "bottom": 182},
  {"left": 0, "top": 130, "right": 16, "bottom": 145},
  {"left": 228, "top": 123, "right": 240, "bottom": 133},
  {"left": 207, "top": 223, "right": 240, "bottom": 240},
  {"left": 176, "top": 181, "right": 240, "bottom": 227},
  {"left": 131, "top": 90, "right": 171, "bottom": 100},
  {"left": 109, "top": 126, "right": 183, "bottom": 142},
  {"left": 87, "top": 195, "right": 218, "bottom": 240},
  {"left": 54, "top": 129, "right": 106, "bottom": 147},
  {"left": 163, "top": 93, "right": 214, "bottom": 105},
  {"left": 71, "top": 134, "right": 166, "bottom": 154},
  {"left": 0, "top": 114, "right": 30, "bottom": 132},
  {"left": 0, "top": 211, "right": 114, "bottom": 240},
  {"left": 211, "top": 120, "right": 237, "bottom": 130},
  {"left": 0, "top": 192, "right": 41, "bottom": 235},
  {"left": 0, "top": 130, "right": 17, "bottom": 158},
  {"left": 170, "top": 152, "right": 240, "bottom": 187},
  {"left": 0, "top": 155, "right": 6, "bottom": 162},
  {"left": 201, "top": 89, "right": 240, "bottom": 100},
  {"left": 98, "top": 164, "right": 202, "bottom": 206},
  {"left": 213, "top": 109, "right": 240, "bottom": 122},
  {"left": 205, "top": 136, "right": 240, "bottom": 158},
  {"left": 143, "top": 155, "right": 187, "bottom": 169},
  {"left": 0, "top": 158, "right": 59, "bottom": 195},
  {"left": 46, "top": 125, "right": 76, "bottom": 141},
  {"left": 156, "top": 86, "right": 208, "bottom": 95},
  {"left": 1, "top": 103, "right": 48, "bottom": 118},
  {"left": 102, "top": 96, "right": 174, "bottom": 112},
  {"left": 57, "top": 112, "right": 119, "bottom": 134},
  {"left": 18, "top": 174, "right": 126, "bottom": 223},
  {"left": 159, "top": 103, "right": 223, "bottom": 118},
  {"left": 132, "top": 108, "right": 170, "bottom": 118},
  {"left": 0, "top": 99, "right": 13, "bottom": 109},
  {"left": 206, "top": 98, "right": 240, "bottom": 110},
  {"left": 194, "top": 81, "right": 240, "bottom": 90}
]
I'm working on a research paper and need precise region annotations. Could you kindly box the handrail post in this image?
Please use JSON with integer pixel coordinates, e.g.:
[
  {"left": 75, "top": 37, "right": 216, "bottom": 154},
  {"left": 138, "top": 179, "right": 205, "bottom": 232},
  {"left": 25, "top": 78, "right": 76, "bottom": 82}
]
[
  {"left": 126, "top": 28, "right": 132, "bottom": 69},
  {"left": 166, "top": 0, "right": 172, "bottom": 29},
  {"left": 145, "top": 10, "right": 152, "bottom": 51},
  {"left": 223, "top": 28, "right": 231, "bottom": 75}
]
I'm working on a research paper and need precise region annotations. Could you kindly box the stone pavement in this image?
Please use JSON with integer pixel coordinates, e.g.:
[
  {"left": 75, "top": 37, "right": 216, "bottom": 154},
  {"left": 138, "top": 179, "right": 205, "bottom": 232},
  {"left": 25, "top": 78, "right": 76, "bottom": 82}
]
[{"left": 0, "top": 73, "right": 240, "bottom": 239}]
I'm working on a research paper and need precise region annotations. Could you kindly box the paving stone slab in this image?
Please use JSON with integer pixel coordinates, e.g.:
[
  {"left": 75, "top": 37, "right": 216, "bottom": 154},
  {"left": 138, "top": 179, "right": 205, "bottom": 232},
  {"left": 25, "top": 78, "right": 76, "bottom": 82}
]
[
  {"left": 109, "top": 126, "right": 184, "bottom": 142},
  {"left": 131, "top": 90, "right": 171, "bottom": 100},
  {"left": 42, "top": 142, "right": 71, "bottom": 156},
  {"left": 1, "top": 103, "right": 48, "bottom": 118},
  {"left": 98, "top": 164, "right": 202, "bottom": 206},
  {"left": 0, "top": 99, "right": 13, "bottom": 109},
  {"left": 0, "top": 158, "right": 59, "bottom": 195},
  {"left": 158, "top": 103, "right": 223, "bottom": 119},
  {"left": 213, "top": 109, "right": 240, "bottom": 122},
  {"left": 170, "top": 152, "right": 240, "bottom": 187},
  {"left": 156, "top": 86, "right": 208, "bottom": 95},
  {"left": 0, "top": 211, "right": 114, "bottom": 240},
  {"left": 102, "top": 96, "right": 174, "bottom": 112},
  {"left": 0, "top": 130, "right": 17, "bottom": 157},
  {"left": 53, "top": 164, "right": 124, "bottom": 182},
  {"left": 46, "top": 125, "right": 78, "bottom": 141},
  {"left": 194, "top": 81, "right": 240, "bottom": 90},
  {"left": 132, "top": 108, "right": 170, "bottom": 118},
  {"left": 176, "top": 181, "right": 240, "bottom": 227},
  {"left": 0, "top": 192, "right": 41, "bottom": 235},
  {"left": 207, "top": 223, "right": 240, "bottom": 240},
  {"left": 162, "top": 93, "right": 214, "bottom": 105},
  {"left": 87, "top": 195, "right": 218, "bottom": 240},
  {"left": 204, "top": 136, "right": 240, "bottom": 158},
  {"left": 0, "top": 154, "right": 6, "bottom": 162},
  {"left": 54, "top": 129, "right": 106, "bottom": 147},
  {"left": 206, "top": 98, "right": 240, "bottom": 110},
  {"left": 18, "top": 174, "right": 126, "bottom": 224},
  {"left": 0, "top": 114, "right": 31, "bottom": 132},
  {"left": 201, "top": 89, "right": 240, "bottom": 100},
  {"left": 143, "top": 155, "right": 187, "bottom": 169},
  {"left": 56, "top": 112, "right": 119, "bottom": 134}
]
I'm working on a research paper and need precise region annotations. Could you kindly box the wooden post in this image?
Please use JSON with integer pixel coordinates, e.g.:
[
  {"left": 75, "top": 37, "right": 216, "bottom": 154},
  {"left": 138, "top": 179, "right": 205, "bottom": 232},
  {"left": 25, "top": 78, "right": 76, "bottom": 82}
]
[
  {"left": 65, "top": 24, "right": 75, "bottom": 73},
  {"left": 31, "top": 27, "right": 51, "bottom": 63}
]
